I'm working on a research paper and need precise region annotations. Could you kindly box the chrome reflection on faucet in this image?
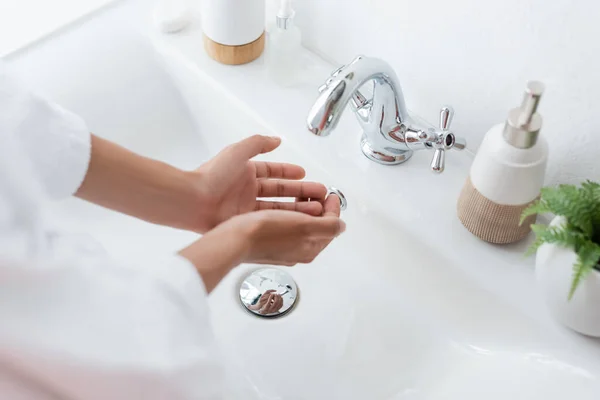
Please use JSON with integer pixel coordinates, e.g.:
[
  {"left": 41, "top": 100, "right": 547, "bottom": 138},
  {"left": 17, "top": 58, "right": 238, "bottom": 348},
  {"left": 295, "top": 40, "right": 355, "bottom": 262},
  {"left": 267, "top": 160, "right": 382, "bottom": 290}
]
[{"left": 307, "top": 55, "right": 466, "bottom": 173}]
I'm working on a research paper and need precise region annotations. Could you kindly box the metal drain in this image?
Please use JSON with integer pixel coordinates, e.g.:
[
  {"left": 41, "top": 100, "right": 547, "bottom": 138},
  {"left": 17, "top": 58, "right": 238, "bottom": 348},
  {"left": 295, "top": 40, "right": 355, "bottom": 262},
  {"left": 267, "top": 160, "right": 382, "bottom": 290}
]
[
  {"left": 327, "top": 186, "right": 347, "bottom": 210},
  {"left": 239, "top": 268, "right": 298, "bottom": 318}
]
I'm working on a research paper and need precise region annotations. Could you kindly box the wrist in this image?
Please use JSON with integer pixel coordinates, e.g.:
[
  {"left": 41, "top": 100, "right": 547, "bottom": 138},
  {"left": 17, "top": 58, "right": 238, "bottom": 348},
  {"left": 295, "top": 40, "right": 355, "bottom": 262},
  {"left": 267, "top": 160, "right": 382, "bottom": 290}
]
[
  {"left": 181, "top": 170, "right": 220, "bottom": 233},
  {"left": 231, "top": 213, "right": 262, "bottom": 264},
  {"left": 168, "top": 169, "right": 208, "bottom": 232},
  {"left": 177, "top": 216, "right": 253, "bottom": 292}
]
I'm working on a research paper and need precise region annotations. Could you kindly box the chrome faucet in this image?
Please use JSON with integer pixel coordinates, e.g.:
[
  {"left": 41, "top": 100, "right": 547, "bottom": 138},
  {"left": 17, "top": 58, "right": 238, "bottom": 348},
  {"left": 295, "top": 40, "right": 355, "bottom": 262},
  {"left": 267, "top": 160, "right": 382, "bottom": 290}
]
[{"left": 307, "top": 55, "right": 466, "bottom": 172}]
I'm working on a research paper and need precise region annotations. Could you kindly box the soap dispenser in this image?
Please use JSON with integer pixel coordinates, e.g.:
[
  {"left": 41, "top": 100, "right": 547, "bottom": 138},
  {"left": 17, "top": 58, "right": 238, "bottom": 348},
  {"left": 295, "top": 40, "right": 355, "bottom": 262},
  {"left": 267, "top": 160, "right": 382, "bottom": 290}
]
[
  {"left": 457, "top": 81, "right": 548, "bottom": 244},
  {"left": 202, "top": 0, "right": 266, "bottom": 65},
  {"left": 267, "top": 0, "right": 302, "bottom": 86}
]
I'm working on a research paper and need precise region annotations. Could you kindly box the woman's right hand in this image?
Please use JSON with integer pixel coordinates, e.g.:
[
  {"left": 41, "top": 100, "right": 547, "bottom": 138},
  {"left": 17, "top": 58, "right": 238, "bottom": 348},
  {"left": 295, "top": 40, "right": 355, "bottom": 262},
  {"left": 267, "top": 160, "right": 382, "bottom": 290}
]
[
  {"left": 238, "top": 194, "right": 344, "bottom": 266},
  {"left": 179, "top": 195, "right": 344, "bottom": 292}
]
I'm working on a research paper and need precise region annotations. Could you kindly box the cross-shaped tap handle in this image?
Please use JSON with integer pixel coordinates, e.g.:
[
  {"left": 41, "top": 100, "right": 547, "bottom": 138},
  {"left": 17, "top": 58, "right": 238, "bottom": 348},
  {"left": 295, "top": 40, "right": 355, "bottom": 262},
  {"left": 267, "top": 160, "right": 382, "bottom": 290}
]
[{"left": 430, "top": 106, "right": 466, "bottom": 173}]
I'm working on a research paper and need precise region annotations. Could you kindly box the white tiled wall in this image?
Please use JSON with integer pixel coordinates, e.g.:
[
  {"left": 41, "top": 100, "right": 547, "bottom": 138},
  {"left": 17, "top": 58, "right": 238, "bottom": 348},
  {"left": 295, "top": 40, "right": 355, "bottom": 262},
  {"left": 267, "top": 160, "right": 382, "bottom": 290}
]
[{"left": 283, "top": 0, "right": 600, "bottom": 185}]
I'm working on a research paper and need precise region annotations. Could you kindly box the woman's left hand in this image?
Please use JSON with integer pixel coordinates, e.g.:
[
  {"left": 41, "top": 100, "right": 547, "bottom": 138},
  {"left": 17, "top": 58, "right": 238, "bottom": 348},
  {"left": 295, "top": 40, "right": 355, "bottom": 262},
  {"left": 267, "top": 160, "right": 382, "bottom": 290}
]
[{"left": 189, "top": 135, "right": 327, "bottom": 233}]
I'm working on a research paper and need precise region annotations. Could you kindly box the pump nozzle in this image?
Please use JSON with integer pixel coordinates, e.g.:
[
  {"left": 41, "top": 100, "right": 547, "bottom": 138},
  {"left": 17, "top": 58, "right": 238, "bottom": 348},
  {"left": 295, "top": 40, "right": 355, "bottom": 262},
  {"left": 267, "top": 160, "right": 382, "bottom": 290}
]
[
  {"left": 517, "top": 81, "right": 545, "bottom": 126},
  {"left": 276, "top": 0, "right": 295, "bottom": 29},
  {"left": 278, "top": 0, "right": 293, "bottom": 17},
  {"left": 503, "top": 81, "right": 545, "bottom": 149}
]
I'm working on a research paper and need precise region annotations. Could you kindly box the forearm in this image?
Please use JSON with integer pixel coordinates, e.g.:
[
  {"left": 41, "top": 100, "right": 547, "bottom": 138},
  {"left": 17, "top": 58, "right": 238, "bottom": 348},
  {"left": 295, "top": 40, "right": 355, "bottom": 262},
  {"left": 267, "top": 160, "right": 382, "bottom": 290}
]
[
  {"left": 76, "top": 135, "right": 198, "bottom": 230},
  {"left": 178, "top": 221, "right": 249, "bottom": 293}
]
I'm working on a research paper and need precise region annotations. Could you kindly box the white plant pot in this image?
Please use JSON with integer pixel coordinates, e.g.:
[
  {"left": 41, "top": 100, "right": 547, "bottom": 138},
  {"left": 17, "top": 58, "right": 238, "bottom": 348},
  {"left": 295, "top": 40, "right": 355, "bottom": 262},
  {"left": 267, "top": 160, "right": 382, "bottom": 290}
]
[{"left": 535, "top": 216, "right": 600, "bottom": 337}]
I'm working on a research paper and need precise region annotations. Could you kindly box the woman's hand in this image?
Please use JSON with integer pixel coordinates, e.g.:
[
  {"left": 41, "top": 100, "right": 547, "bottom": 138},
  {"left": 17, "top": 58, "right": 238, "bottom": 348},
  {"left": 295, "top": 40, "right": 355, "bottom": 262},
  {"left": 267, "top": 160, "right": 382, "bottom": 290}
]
[
  {"left": 77, "top": 134, "right": 327, "bottom": 234},
  {"left": 248, "top": 290, "right": 284, "bottom": 315},
  {"left": 189, "top": 135, "right": 328, "bottom": 233},
  {"left": 178, "top": 195, "right": 344, "bottom": 292},
  {"left": 239, "top": 194, "right": 344, "bottom": 266}
]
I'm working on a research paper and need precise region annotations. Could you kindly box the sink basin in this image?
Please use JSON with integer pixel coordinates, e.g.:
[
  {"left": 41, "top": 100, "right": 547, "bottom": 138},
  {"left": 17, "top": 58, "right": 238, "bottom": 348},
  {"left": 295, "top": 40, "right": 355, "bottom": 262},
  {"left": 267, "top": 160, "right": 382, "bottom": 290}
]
[
  {"left": 6, "top": 1, "right": 600, "bottom": 398},
  {"left": 210, "top": 204, "right": 599, "bottom": 399}
]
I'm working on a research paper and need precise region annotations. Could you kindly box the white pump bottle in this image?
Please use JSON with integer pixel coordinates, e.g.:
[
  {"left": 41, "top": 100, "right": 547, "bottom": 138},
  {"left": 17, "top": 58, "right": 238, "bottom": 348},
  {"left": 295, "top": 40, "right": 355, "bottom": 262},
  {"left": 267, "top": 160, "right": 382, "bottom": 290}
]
[
  {"left": 267, "top": 0, "right": 302, "bottom": 86},
  {"left": 457, "top": 81, "right": 549, "bottom": 244}
]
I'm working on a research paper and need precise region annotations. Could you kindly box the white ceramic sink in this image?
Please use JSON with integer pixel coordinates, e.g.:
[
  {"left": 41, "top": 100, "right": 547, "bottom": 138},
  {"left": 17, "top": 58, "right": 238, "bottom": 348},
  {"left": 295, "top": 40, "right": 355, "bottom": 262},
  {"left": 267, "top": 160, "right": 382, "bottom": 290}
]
[{"left": 5, "top": 1, "right": 600, "bottom": 398}]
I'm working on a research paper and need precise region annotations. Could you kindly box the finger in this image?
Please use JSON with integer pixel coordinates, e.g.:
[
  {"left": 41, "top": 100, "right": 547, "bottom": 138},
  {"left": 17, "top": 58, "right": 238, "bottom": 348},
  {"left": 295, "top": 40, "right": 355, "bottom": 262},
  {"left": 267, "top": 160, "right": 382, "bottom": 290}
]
[
  {"left": 259, "top": 290, "right": 276, "bottom": 304},
  {"left": 255, "top": 200, "right": 323, "bottom": 216},
  {"left": 257, "top": 295, "right": 268, "bottom": 307},
  {"left": 258, "top": 180, "right": 327, "bottom": 199},
  {"left": 254, "top": 161, "right": 306, "bottom": 179},
  {"left": 262, "top": 294, "right": 275, "bottom": 313},
  {"left": 275, "top": 296, "right": 283, "bottom": 312},
  {"left": 270, "top": 296, "right": 280, "bottom": 314},
  {"left": 323, "top": 194, "right": 341, "bottom": 218},
  {"left": 305, "top": 216, "right": 346, "bottom": 238},
  {"left": 265, "top": 294, "right": 277, "bottom": 314},
  {"left": 226, "top": 135, "right": 281, "bottom": 161}
]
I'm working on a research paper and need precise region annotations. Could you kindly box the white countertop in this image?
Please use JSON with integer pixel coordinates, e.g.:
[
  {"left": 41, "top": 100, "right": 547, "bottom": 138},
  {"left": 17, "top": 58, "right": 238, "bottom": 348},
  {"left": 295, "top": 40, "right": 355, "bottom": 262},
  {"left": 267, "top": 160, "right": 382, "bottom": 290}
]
[{"left": 0, "top": 0, "right": 119, "bottom": 57}]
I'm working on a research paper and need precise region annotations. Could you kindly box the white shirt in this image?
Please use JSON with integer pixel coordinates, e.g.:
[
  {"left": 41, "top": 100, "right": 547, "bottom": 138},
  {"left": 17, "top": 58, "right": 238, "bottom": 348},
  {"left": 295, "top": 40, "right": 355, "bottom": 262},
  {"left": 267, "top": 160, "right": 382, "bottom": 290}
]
[{"left": 0, "top": 66, "right": 224, "bottom": 399}]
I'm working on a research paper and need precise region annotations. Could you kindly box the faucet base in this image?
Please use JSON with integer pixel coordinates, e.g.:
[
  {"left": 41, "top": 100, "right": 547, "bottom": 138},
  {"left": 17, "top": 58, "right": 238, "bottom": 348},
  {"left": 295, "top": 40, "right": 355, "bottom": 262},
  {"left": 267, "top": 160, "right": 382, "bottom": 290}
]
[{"left": 360, "top": 135, "right": 413, "bottom": 165}]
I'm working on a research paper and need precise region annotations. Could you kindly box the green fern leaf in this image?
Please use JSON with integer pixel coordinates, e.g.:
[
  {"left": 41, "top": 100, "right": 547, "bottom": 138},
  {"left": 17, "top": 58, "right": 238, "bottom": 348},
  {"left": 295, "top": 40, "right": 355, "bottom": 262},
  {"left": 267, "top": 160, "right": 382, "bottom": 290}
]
[
  {"left": 568, "top": 241, "right": 600, "bottom": 300},
  {"left": 581, "top": 180, "right": 600, "bottom": 242},
  {"left": 538, "top": 224, "right": 587, "bottom": 247},
  {"left": 525, "top": 224, "right": 587, "bottom": 256},
  {"left": 520, "top": 200, "right": 551, "bottom": 225},
  {"left": 581, "top": 180, "right": 600, "bottom": 203},
  {"left": 525, "top": 224, "right": 549, "bottom": 256},
  {"left": 525, "top": 181, "right": 600, "bottom": 300},
  {"left": 539, "top": 184, "right": 594, "bottom": 237}
]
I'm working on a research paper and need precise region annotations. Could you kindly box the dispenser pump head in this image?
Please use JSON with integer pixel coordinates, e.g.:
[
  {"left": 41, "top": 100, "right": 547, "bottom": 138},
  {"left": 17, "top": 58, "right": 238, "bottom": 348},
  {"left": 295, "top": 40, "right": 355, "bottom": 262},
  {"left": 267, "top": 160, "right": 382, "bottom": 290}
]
[
  {"left": 276, "top": 0, "right": 295, "bottom": 29},
  {"left": 503, "top": 81, "right": 545, "bottom": 149}
]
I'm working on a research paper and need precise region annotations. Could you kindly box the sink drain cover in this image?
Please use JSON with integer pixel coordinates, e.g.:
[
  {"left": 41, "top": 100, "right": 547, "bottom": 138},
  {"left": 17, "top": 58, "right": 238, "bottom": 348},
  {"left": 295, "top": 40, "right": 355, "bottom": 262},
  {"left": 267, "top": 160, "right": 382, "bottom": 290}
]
[{"left": 239, "top": 268, "right": 298, "bottom": 318}]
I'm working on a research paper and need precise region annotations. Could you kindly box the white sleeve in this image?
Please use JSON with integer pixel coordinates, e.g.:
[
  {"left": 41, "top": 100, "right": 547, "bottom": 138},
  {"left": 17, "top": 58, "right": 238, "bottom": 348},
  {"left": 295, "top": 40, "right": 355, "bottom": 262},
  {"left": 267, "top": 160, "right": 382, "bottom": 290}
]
[
  {"left": 0, "top": 65, "right": 225, "bottom": 399},
  {"left": 0, "top": 65, "right": 91, "bottom": 200},
  {"left": 0, "top": 251, "right": 225, "bottom": 400}
]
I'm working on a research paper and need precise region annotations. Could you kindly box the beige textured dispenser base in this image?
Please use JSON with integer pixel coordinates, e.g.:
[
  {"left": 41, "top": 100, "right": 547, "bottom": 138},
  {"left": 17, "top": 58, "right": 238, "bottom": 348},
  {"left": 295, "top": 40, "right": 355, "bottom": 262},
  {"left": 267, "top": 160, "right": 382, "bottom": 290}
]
[
  {"left": 457, "top": 177, "right": 537, "bottom": 244},
  {"left": 203, "top": 32, "right": 265, "bottom": 65}
]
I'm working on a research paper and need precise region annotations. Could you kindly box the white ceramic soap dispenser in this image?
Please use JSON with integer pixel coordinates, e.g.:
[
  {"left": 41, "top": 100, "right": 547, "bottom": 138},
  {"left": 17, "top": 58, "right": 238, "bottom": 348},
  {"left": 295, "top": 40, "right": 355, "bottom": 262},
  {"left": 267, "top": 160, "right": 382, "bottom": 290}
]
[
  {"left": 267, "top": 0, "right": 302, "bottom": 86},
  {"left": 457, "top": 81, "right": 549, "bottom": 244},
  {"left": 202, "top": 0, "right": 266, "bottom": 65}
]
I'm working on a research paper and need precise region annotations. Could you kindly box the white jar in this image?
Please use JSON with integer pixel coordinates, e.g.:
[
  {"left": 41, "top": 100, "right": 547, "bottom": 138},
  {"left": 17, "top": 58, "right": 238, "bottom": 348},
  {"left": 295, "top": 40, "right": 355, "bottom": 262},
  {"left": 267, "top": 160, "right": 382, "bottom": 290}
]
[
  {"left": 536, "top": 216, "right": 600, "bottom": 337},
  {"left": 201, "top": 0, "right": 266, "bottom": 65}
]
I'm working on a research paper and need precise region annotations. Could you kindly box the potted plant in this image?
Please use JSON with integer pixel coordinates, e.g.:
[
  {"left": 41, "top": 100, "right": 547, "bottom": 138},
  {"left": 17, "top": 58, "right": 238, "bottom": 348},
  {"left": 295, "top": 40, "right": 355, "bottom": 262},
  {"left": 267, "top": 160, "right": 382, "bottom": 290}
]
[{"left": 521, "top": 180, "right": 600, "bottom": 336}]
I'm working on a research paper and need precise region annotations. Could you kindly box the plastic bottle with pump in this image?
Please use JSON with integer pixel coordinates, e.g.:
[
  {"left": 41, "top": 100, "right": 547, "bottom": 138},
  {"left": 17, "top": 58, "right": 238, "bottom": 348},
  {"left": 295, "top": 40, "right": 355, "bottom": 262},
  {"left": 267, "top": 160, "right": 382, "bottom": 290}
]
[{"left": 267, "top": 0, "right": 302, "bottom": 86}]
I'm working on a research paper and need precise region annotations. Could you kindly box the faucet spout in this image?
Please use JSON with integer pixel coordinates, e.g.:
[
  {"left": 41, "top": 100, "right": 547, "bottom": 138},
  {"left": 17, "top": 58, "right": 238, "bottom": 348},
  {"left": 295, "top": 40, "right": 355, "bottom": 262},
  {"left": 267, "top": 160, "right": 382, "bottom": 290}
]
[
  {"left": 307, "top": 56, "right": 408, "bottom": 137},
  {"left": 306, "top": 55, "right": 466, "bottom": 172}
]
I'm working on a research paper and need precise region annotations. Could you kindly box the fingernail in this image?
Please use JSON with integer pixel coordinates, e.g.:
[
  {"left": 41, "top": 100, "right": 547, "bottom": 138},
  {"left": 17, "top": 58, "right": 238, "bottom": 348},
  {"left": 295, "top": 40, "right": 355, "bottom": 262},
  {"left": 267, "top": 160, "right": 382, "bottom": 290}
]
[
  {"left": 271, "top": 136, "right": 281, "bottom": 141},
  {"left": 339, "top": 220, "right": 346, "bottom": 234}
]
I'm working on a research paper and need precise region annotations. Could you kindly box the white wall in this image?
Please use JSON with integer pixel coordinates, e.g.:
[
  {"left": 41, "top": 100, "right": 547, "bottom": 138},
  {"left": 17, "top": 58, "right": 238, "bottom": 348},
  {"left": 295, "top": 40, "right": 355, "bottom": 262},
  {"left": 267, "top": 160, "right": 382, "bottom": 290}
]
[
  {"left": 287, "top": 0, "right": 600, "bottom": 185},
  {"left": 0, "top": 0, "right": 115, "bottom": 56}
]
